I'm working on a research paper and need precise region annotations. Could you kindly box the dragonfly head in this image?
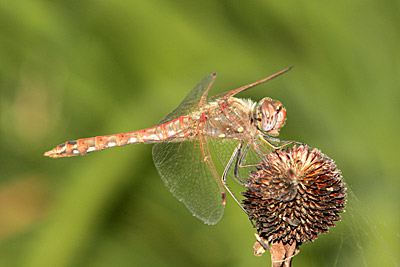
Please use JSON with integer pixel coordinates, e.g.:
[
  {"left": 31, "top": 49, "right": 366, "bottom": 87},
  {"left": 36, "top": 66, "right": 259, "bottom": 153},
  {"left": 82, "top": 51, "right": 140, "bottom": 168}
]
[{"left": 255, "top": 98, "right": 287, "bottom": 136}]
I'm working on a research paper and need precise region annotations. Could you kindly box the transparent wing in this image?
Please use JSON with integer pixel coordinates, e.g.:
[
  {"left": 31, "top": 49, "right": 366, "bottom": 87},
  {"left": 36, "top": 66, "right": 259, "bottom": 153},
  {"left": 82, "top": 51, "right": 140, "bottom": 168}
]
[
  {"left": 152, "top": 138, "right": 225, "bottom": 225},
  {"left": 158, "top": 73, "right": 216, "bottom": 124},
  {"left": 209, "top": 67, "right": 292, "bottom": 101}
]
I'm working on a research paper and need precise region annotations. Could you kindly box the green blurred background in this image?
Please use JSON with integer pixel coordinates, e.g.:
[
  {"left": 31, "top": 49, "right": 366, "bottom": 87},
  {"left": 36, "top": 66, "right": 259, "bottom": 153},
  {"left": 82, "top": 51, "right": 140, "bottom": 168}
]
[{"left": 0, "top": 1, "right": 399, "bottom": 266}]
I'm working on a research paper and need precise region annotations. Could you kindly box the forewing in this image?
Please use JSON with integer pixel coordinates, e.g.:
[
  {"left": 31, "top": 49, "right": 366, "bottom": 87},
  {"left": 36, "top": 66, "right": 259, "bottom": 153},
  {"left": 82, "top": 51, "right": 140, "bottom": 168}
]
[
  {"left": 158, "top": 73, "right": 216, "bottom": 125},
  {"left": 152, "top": 139, "right": 225, "bottom": 225},
  {"left": 210, "top": 67, "right": 292, "bottom": 101}
]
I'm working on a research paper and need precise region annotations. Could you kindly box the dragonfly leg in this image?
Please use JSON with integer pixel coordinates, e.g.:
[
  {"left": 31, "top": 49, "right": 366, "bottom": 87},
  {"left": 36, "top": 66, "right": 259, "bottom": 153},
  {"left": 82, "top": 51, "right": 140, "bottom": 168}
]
[
  {"left": 231, "top": 142, "right": 265, "bottom": 186},
  {"left": 221, "top": 140, "right": 244, "bottom": 185},
  {"left": 260, "top": 135, "right": 303, "bottom": 150},
  {"left": 233, "top": 142, "right": 252, "bottom": 184},
  {"left": 221, "top": 141, "right": 257, "bottom": 227}
]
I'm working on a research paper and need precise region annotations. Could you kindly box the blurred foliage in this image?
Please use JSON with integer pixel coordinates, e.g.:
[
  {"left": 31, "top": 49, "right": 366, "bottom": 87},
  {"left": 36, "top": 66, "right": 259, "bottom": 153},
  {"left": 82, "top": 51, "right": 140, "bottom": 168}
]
[{"left": 0, "top": 0, "right": 399, "bottom": 266}]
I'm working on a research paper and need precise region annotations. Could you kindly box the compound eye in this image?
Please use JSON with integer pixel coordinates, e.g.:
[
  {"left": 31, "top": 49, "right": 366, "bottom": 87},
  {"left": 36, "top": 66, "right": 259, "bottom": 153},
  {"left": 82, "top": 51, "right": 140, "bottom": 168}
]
[
  {"left": 275, "top": 102, "right": 283, "bottom": 112},
  {"left": 256, "top": 98, "right": 286, "bottom": 136},
  {"left": 257, "top": 99, "right": 277, "bottom": 132},
  {"left": 274, "top": 105, "right": 287, "bottom": 134},
  {"left": 256, "top": 113, "right": 262, "bottom": 128}
]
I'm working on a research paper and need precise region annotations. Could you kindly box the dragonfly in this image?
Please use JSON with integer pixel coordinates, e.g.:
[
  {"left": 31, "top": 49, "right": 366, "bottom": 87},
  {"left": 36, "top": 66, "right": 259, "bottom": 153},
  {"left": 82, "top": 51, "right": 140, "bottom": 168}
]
[{"left": 44, "top": 67, "right": 292, "bottom": 225}]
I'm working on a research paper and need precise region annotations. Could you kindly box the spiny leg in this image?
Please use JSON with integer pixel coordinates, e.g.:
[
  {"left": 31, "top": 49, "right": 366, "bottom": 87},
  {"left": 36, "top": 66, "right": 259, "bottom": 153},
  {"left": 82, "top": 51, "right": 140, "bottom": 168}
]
[
  {"left": 232, "top": 142, "right": 265, "bottom": 185},
  {"left": 260, "top": 134, "right": 302, "bottom": 150},
  {"left": 221, "top": 141, "right": 257, "bottom": 227},
  {"left": 233, "top": 142, "right": 252, "bottom": 184},
  {"left": 222, "top": 140, "right": 244, "bottom": 185},
  {"left": 232, "top": 139, "right": 302, "bottom": 183}
]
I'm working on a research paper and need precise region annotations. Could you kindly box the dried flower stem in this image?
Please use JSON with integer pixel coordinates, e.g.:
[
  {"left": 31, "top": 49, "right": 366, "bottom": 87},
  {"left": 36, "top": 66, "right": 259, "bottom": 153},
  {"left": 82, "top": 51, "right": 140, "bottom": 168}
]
[{"left": 270, "top": 241, "right": 298, "bottom": 267}]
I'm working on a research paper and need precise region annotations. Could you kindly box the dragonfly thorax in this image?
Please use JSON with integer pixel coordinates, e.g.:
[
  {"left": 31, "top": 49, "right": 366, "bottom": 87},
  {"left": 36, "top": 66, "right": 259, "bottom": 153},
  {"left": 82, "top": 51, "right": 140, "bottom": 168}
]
[{"left": 255, "top": 97, "right": 287, "bottom": 137}]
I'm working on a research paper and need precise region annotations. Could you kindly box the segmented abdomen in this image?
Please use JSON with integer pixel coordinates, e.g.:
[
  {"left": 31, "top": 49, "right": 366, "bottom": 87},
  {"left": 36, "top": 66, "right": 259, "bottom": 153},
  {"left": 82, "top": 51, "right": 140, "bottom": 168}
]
[{"left": 44, "top": 116, "right": 194, "bottom": 158}]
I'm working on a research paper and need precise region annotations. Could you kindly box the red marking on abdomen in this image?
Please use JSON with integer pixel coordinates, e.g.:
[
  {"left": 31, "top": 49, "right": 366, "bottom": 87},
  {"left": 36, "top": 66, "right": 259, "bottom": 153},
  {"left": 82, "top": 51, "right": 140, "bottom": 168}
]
[
  {"left": 44, "top": 116, "right": 194, "bottom": 158},
  {"left": 159, "top": 124, "right": 168, "bottom": 139}
]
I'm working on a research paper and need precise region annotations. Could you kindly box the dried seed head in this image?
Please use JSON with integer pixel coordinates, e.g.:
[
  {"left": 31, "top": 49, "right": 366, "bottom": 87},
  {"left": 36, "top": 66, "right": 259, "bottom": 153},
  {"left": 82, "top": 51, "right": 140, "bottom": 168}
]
[{"left": 242, "top": 145, "right": 346, "bottom": 248}]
